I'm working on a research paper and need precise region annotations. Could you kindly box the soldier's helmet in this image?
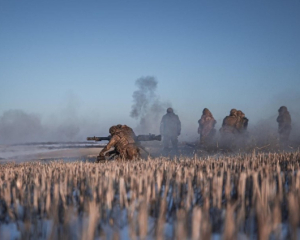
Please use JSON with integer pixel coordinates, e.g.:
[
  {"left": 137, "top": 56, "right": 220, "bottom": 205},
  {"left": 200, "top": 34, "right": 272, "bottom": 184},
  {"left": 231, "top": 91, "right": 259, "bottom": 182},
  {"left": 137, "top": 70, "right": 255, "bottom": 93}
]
[
  {"left": 278, "top": 106, "right": 287, "bottom": 113},
  {"left": 167, "top": 107, "right": 173, "bottom": 113},
  {"left": 230, "top": 109, "right": 237, "bottom": 117},
  {"left": 109, "top": 125, "right": 118, "bottom": 135},
  {"left": 203, "top": 108, "right": 213, "bottom": 117}
]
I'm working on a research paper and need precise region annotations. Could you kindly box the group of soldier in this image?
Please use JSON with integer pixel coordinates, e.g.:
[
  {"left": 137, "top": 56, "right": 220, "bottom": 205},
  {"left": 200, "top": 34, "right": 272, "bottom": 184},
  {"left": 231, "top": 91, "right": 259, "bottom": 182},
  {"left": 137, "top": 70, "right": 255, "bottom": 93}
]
[
  {"left": 197, "top": 106, "right": 291, "bottom": 149},
  {"left": 97, "top": 106, "right": 292, "bottom": 162}
]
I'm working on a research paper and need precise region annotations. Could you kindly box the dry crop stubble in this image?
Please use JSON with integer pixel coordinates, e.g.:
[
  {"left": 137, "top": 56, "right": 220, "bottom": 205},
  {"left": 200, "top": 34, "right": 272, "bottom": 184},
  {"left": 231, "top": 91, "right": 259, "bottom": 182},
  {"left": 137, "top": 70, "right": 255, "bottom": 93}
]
[{"left": 0, "top": 152, "right": 300, "bottom": 239}]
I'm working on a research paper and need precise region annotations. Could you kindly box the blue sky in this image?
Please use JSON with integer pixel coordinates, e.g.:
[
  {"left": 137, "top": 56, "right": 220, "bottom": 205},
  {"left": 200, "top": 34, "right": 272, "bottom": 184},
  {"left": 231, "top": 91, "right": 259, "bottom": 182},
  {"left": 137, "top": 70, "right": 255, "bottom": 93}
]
[{"left": 0, "top": 0, "right": 299, "bottom": 139}]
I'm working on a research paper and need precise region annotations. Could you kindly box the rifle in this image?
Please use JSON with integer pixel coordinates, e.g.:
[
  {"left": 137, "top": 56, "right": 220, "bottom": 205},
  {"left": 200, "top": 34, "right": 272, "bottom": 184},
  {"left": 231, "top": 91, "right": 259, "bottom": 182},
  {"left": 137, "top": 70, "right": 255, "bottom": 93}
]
[{"left": 87, "top": 134, "right": 161, "bottom": 142}]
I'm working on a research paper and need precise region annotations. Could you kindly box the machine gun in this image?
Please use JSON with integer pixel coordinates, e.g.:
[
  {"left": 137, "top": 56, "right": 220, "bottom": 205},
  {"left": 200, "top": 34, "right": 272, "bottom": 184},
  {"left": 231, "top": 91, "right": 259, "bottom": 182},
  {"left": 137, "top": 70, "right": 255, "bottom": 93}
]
[{"left": 87, "top": 134, "right": 161, "bottom": 142}]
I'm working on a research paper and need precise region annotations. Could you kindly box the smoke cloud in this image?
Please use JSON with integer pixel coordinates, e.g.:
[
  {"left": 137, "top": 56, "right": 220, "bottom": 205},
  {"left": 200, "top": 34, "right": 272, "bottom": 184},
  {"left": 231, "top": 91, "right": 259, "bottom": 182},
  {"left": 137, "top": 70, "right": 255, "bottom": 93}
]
[
  {"left": 0, "top": 109, "right": 83, "bottom": 144},
  {"left": 130, "top": 76, "right": 170, "bottom": 134},
  {"left": 0, "top": 110, "right": 45, "bottom": 144},
  {"left": 0, "top": 93, "right": 107, "bottom": 144}
]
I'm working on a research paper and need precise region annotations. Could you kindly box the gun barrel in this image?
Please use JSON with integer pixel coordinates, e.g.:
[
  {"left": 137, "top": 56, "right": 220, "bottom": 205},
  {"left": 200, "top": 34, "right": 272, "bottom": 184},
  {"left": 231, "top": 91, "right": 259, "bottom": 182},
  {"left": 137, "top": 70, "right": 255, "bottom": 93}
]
[
  {"left": 87, "top": 134, "right": 161, "bottom": 142},
  {"left": 87, "top": 136, "right": 111, "bottom": 141},
  {"left": 136, "top": 134, "right": 161, "bottom": 141}
]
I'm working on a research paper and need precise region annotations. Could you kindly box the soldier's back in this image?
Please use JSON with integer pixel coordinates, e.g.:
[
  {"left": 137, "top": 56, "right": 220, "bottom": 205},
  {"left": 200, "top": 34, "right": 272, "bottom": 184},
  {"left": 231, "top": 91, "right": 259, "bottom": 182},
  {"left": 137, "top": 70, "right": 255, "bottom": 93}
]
[
  {"left": 161, "top": 113, "right": 180, "bottom": 136},
  {"left": 220, "top": 116, "right": 238, "bottom": 134},
  {"left": 223, "top": 116, "right": 237, "bottom": 127}
]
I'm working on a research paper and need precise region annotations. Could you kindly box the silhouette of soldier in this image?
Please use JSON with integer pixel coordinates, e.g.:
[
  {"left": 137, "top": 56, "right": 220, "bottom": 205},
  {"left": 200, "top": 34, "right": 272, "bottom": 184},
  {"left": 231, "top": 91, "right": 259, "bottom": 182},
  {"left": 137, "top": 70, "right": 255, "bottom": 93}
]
[
  {"left": 219, "top": 109, "right": 239, "bottom": 150},
  {"left": 236, "top": 110, "right": 249, "bottom": 133},
  {"left": 160, "top": 108, "right": 181, "bottom": 154},
  {"left": 198, "top": 108, "right": 217, "bottom": 145},
  {"left": 277, "top": 106, "right": 291, "bottom": 144}
]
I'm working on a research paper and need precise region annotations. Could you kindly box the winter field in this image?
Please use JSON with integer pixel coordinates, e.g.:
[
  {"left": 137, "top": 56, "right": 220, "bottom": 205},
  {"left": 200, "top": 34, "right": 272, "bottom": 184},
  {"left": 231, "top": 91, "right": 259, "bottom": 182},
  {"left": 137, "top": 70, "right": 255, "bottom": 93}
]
[{"left": 1, "top": 145, "right": 300, "bottom": 240}]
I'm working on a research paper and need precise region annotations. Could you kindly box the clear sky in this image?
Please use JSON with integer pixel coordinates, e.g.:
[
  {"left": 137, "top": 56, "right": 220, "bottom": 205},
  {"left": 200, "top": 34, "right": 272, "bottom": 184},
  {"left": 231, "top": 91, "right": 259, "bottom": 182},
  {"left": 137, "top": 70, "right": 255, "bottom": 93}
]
[{"left": 0, "top": 0, "right": 299, "bottom": 141}]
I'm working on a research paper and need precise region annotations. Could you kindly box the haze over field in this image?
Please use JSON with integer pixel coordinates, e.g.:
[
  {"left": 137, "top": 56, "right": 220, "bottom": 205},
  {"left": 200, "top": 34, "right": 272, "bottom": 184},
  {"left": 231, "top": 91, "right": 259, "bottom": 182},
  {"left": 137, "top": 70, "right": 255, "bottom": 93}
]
[{"left": 0, "top": 1, "right": 299, "bottom": 144}]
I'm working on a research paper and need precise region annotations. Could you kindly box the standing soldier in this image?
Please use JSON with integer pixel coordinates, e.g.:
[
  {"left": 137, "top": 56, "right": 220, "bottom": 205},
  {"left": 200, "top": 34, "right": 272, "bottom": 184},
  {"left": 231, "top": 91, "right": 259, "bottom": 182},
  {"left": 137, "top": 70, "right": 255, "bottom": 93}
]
[
  {"left": 235, "top": 110, "right": 249, "bottom": 148},
  {"left": 97, "top": 124, "right": 140, "bottom": 162},
  {"left": 160, "top": 108, "right": 181, "bottom": 154},
  {"left": 198, "top": 108, "right": 217, "bottom": 145},
  {"left": 236, "top": 110, "right": 249, "bottom": 133},
  {"left": 219, "top": 109, "right": 239, "bottom": 149},
  {"left": 277, "top": 106, "right": 292, "bottom": 144},
  {"left": 220, "top": 109, "right": 238, "bottom": 134}
]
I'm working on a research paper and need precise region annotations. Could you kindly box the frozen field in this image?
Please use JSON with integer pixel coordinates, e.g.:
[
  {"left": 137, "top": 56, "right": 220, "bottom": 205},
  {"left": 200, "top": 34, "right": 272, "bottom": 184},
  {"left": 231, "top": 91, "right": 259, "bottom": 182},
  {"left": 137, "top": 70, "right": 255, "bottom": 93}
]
[
  {"left": 0, "top": 142, "right": 104, "bottom": 163},
  {"left": 1, "top": 149, "right": 300, "bottom": 240}
]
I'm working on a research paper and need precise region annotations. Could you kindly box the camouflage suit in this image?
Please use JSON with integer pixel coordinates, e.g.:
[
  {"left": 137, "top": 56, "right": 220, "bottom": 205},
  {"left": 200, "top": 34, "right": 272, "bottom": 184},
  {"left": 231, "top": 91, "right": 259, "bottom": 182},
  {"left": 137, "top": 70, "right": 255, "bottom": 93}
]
[
  {"left": 235, "top": 110, "right": 249, "bottom": 148},
  {"left": 97, "top": 125, "right": 140, "bottom": 162},
  {"left": 198, "top": 108, "right": 216, "bottom": 144},
  {"left": 235, "top": 110, "right": 249, "bottom": 133},
  {"left": 277, "top": 106, "right": 291, "bottom": 143},
  {"left": 220, "top": 109, "right": 239, "bottom": 134},
  {"left": 160, "top": 108, "right": 181, "bottom": 153},
  {"left": 236, "top": 110, "right": 249, "bottom": 132},
  {"left": 219, "top": 109, "right": 239, "bottom": 149}
]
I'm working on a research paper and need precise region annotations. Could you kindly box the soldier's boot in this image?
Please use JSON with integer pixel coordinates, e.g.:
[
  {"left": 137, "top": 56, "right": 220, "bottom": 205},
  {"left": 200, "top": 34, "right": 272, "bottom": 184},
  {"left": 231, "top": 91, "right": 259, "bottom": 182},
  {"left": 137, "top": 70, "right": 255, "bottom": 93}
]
[{"left": 96, "top": 155, "right": 106, "bottom": 163}]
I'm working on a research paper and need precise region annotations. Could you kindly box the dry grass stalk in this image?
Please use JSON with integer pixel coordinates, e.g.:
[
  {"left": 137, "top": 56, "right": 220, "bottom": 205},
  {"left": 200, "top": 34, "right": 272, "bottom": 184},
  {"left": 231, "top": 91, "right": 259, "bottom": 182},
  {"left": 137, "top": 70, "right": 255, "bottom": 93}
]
[{"left": 0, "top": 151, "right": 299, "bottom": 239}]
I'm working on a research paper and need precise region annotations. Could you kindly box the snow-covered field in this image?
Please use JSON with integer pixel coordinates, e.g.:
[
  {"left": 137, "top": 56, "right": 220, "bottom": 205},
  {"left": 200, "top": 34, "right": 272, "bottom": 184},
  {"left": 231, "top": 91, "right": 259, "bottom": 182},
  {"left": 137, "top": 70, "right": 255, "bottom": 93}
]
[
  {"left": 1, "top": 151, "right": 300, "bottom": 239},
  {"left": 0, "top": 142, "right": 104, "bottom": 162}
]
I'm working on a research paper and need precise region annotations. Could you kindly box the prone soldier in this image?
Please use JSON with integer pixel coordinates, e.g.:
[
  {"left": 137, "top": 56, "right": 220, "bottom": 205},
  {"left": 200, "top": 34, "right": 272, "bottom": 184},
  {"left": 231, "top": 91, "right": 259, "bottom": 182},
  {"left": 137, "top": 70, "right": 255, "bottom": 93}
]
[{"left": 97, "top": 124, "right": 140, "bottom": 162}]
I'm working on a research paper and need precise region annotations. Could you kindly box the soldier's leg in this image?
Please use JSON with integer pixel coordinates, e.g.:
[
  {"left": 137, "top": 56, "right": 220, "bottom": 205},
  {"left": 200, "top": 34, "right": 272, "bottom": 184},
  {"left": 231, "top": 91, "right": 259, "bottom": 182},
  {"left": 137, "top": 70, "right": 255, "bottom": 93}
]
[
  {"left": 171, "top": 136, "right": 178, "bottom": 151},
  {"left": 220, "top": 133, "right": 233, "bottom": 150},
  {"left": 97, "top": 149, "right": 118, "bottom": 162},
  {"left": 125, "top": 144, "right": 140, "bottom": 160},
  {"left": 280, "top": 130, "right": 290, "bottom": 145},
  {"left": 200, "top": 134, "right": 206, "bottom": 145},
  {"left": 106, "top": 149, "right": 119, "bottom": 159},
  {"left": 163, "top": 136, "right": 170, "bottom": 149},
  {"left": 208, "top": 129, "right": 216, "bottom": 142},
  {"left": 162, "top": 136, "right": 170, "bottom": 154}
]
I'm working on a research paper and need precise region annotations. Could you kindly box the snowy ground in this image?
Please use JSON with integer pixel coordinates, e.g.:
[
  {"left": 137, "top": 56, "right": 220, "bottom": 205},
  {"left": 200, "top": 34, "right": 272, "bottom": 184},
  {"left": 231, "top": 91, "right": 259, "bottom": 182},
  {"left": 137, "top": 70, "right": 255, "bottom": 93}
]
[
  {"left": 0, "top": 142, "right": 104, "bottom": 162},
  {"left": 1, "top": 144, "right": 300, "bottom": 239}
]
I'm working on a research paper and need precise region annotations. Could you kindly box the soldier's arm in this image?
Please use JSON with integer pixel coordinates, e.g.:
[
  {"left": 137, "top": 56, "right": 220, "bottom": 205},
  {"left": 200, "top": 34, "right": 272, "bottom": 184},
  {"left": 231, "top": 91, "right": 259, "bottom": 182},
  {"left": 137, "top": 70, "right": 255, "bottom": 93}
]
[
  {"left": 207, "top": 117, "right": 216, "bottom": 127},
  {"left": 213, "top": 119, "right": 217, "bottom": 126},
  {"left": 284, "top": 114, "right": 292, "bottom": 125},
  {"left": 198, "top": 119, "right": 202, "bottom": 133},
  {"left": 276, "top": 115, "right": 281, "bottom": 123},
  {"left": 177, "top": 116, "right": 181, "bottom": 135},
  {"left": 160, "top": 116, "right": 165, "bottom": 135},
  {"left": 199, "top": 116, "right": 206, "bottom": 125},
  {"left": 99, "top": 135, "right": 120, "bottom": 156},
  {"left": 222, "top": 117, "right": 227, "bottom": 127}
]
